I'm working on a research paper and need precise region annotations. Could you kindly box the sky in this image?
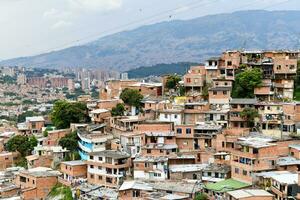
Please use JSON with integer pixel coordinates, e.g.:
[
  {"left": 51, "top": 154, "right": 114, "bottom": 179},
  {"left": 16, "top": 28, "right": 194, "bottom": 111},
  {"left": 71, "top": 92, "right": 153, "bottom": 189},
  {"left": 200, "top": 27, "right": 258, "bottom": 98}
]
[{"left": 0, "top": 0, "right": 300, "bottom": 60}]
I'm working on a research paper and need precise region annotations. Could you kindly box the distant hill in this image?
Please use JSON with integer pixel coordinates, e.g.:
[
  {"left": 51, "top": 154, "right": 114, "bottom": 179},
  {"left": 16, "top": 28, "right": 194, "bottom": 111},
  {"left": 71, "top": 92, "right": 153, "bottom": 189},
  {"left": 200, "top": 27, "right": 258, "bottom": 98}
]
[
  {"left": 2, "top": 10, "right": 300, "bottom": 71},
  {"left": 126, "top": 62, "right": 200, "bottom": 78}
]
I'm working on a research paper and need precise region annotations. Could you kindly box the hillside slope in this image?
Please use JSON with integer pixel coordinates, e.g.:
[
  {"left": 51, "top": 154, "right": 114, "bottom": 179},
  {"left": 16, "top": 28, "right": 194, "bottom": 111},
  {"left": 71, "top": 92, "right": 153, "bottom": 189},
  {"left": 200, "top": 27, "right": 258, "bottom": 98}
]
[{"left": 1, "top": 10, "right": 300, "bottom": 71}]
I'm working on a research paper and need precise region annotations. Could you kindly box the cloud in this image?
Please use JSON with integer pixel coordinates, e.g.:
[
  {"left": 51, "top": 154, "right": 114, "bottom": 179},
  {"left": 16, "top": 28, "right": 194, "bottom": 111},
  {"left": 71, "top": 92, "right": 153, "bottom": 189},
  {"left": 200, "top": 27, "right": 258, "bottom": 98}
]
[
  {"left": 51, "top": 20, "right": 73, "bottom": 29},
  {"left": 43, "top": 8, "right": 71, "bottom": 19},
  {"left": 68, "top": 0, "right": 122, "bottom": 12},
  {"left": 174, "top": 6, "right": 190, "bottom": 14}
]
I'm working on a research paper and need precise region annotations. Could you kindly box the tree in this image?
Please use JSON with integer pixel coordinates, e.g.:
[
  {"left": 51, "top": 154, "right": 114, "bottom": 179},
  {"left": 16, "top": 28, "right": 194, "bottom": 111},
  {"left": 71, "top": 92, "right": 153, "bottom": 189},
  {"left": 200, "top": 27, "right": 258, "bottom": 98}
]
[
  {"left": 51, "top": 100, "right": 90, "bottom": 129},
  {"left": 48, "top": 183, "right": 73, "bottom": 200},
  {"left": 43, "top": 130, "right": 49, "bottom": 137},
  {"left": 202, "top": 82, "right": 212, "bottom": 100},
  {"left": 166, "top": 75, "right": 181, "bottom": 90},
  {"left": 111, "top": 103, "right": 125, "bottom": 116},
  {"left": 240, "top": 107, "right": 259, "bottom": 128},
  {"left": 232, "top": 68, "right": 262, "bottom": 98},
  {"left": 120, "top": 88, "right": 143, "bottom": 108},
  {"left": 194, "top": 193, "right": 208, "bottom": 200},
  {"left": 5, "top": 135, "right": 38, "bottom": 157},
  {"left": 59, "top": 131, "right": 78, "bottom": 152},
  {"left": 17, "top": 111, "right": 37, "bottom": 123},
  {"left": 59, "top": 131, "right": 79, "bottom": 160}
]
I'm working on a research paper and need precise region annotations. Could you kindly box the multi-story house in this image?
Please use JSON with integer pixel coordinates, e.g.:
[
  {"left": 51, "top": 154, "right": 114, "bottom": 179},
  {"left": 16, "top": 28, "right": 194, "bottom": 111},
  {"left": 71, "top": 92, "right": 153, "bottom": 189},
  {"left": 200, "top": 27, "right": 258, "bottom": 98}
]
[
  {"left": 87, "top": 150, "right": 130, "bottom": 188},
  {"left": 256, "top": 102, "right": 283, "bottom": 138},
  {"left": 15, "top": 167, "right": 61, "bottom": 200},
  {"left": 59, "top": 160, "right": 87, "bottom": 186},
  {"left": 183, "top": 65, "right": 206, "bottom": 97},
  {"left": 133, "top": 156, "right": 169, "bottom": 181},
  {"left": 183, "top": 101, "right": 209, "bottom": 124},
  {"left": 270, "top": 172, "right": 298, "bottom": 200},
  {"left": 77, "top": 128, "right": 113, "bottom": 160},
  {"left": 229, "top": 98, "right": 257, "bottom": 129}
]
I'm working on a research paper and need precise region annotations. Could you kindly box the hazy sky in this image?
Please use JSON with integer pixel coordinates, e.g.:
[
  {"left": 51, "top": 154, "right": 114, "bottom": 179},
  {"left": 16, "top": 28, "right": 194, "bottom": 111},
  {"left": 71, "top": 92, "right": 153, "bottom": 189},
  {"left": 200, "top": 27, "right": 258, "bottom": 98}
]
[{"left": 0, "top": 0, "right": 299, "bottom": 60}]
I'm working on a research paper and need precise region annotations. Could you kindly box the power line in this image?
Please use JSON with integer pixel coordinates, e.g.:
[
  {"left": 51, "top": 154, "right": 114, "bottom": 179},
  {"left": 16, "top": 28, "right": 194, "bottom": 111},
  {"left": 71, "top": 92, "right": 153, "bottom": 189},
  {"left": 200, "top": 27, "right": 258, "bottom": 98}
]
[
  {"left": 33, "top": 0, "right": 221, "bottom": 55},
  {"left": 27, "top": 0, "right": 294, "bottom": 56}
]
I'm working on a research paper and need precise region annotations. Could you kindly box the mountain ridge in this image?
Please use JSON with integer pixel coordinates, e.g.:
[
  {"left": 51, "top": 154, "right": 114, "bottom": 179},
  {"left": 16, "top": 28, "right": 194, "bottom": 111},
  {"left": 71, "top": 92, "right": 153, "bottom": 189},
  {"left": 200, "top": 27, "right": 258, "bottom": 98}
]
[{"left": 1, "top": 10, "right": 300, "bottom": 71}]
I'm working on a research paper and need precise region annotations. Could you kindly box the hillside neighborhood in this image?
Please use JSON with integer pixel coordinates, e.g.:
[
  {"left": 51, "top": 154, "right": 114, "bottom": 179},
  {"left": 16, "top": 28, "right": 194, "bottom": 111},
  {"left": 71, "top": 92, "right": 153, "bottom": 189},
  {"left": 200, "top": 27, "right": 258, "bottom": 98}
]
[{"left": 0, "top": 50, "right": 300, "bottom": 199}]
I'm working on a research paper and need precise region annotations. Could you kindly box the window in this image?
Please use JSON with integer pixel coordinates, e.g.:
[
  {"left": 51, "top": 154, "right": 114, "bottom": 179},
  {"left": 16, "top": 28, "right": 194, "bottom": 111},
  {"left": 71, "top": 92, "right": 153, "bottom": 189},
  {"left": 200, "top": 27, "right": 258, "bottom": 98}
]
[
  {"left": 90, "top": 165, "right": 94, "bottom": 169},
  {"left": 186, "top": 128, "right": 191, "bottom": 134},
  {"left": 32, "top": 180, "right": 35, "bottom": 184},
  {"left": 222, "top": 142, "right": 225, "bottom": 148},
  {"left": 147, "top": 149, "right": 151, "bottom": 154},
  {"left": 105, "top": 157, "right": 112, "bottom": 164},
  {"left": 154, "top": 173, "right": 161, "bottom": 177},
  {"left": 164, "top": 114, "right": 168, "bottom": 119},
  {"left": 98, "top": 175, "right": 102, "bottom": 180},
  {"left": 225, "top": 82, "right": 228, "bottom": 86},
  {"left": 186, "top": 78, "right": 191, "bottom": 83},
  {"left": 220, "top": 115, "right": 225, "bottom": 121},
  {"left": 213, "top": 91, "right": 217, "bottom": 95},
  {"left": 133, "top": 190, "right": 140, "bottom": 197},
  {"left": 253, "top": 148, "right": 258, "bottom": 154},
  {"left": 227, "top": 61, "right": 232, "bottom": 66},
  {"left": 277, "top": 65, "right": 281, "bottom": 70},
  {"left": 290, "top": 65, "right": 295, "bottom": 70},
  {"left": 98, "top": 166, "right": 102, "bottom": 170},
  {"left": 98, "top": 157, "right": 103, "bottom": 161},
  {"left": 90, "top": 174, "right": 94, "bottom": 179},
  {"left": 177, "top": 128, "right": 182, "bottom": 134},
  {"left": 243, "top": 170, "right": 247, "bottom": 176},
  {"left": 223, "top": 91, "right": 227, "bottom": 95},
  {"left": 89, "top": 156, "right": 94, "bottom": 160},
  {"left": 174, "top": 114, "right": 177, "bottom": 119},
  {"left": 145, "top": 163, "right": 150, "bottom": 167},
  {"left": 160, "top": 149, "right": 163, "bottom": 153},
  {"left": 235, "top": 168, "right": 239, "bottom": 174}
]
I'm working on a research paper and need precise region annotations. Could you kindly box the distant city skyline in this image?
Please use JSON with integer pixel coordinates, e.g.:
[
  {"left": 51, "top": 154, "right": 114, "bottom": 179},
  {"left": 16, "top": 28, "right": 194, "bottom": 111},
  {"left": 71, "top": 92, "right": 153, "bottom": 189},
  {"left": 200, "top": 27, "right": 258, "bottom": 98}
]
[{"left": 0, "top": 0, "right": 299, "bottom": 60}]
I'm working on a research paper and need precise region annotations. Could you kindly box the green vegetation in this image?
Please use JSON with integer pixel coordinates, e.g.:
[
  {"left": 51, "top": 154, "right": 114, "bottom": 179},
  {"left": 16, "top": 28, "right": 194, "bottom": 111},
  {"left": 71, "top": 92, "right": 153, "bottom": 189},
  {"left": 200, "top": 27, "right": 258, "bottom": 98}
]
[
  {"left": 202, "top": 82, "right": 212, "bottom": 100},
  {"left": 22, "top": 99, "right": 37, "bottom": 105},
  {"left": 240, "top": 107, "right": 259, "bottom": 128},
  {"left": 294, "top": 61, "right": 300, "bottom": 100},
  {"left": 59, "top": 131, "right": 80, "bottom": 160},
  {"left": 127, "top": 62, "right": 199, "bottom": 78},
  {"left": 166, "top": 74, "right": 181, "bottom": 90},
  {"left": 5, "top": 135, "right": 38, "bottom": 157},
  {"left": 51, "top": 100, "right": 90, "bottom": 129},
  {"left": 4, "top": 92, "right": 17, "bottom": 96},
  {"left": 91, "top": 87, "right": 99, "bottom": 99},
  {"left": 232, "top": 68, "right": 263, "bottom": 98},
  {"left": 43, "top": 130, "right": 49, "bottom": 137},
  {"left": 0, "top": 102, "right": 19, "bottom": 106},
  {"left": 194, "top": 193, "right": 208, "bottom": 200},
  {"left": 111, "top": 103, "right": 125, "bottom": 116},
  {"left": 17, "top": 111, "right": 37, "bottom": 123},
  {"left": 5, "top": 135, "right": 38, "bottom": 167},
  {"left": 120, "top": 88, "right": 143, "bottom": 108},
  {"left": 0, "top": 75, "right": 16, "bottom": 84},
  {"left": 48, "top": 183, "right": 73, "bottom": 200},
  {"left": 65, "top": 88, "right": 86, "bottom": 100}
]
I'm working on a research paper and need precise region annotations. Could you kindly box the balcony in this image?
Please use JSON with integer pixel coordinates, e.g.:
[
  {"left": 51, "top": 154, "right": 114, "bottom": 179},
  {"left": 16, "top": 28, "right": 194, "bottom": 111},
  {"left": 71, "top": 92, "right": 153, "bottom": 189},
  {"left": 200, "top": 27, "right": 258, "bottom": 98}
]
[
  {"left": 274, "top": 82, "right": 294, "bottom": 89},
  {"left": 78, "top": 141, "right": 92, "bottom": 153},
  {"left": 229, "top": 116, "right": 246, "bottom": 122}
]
